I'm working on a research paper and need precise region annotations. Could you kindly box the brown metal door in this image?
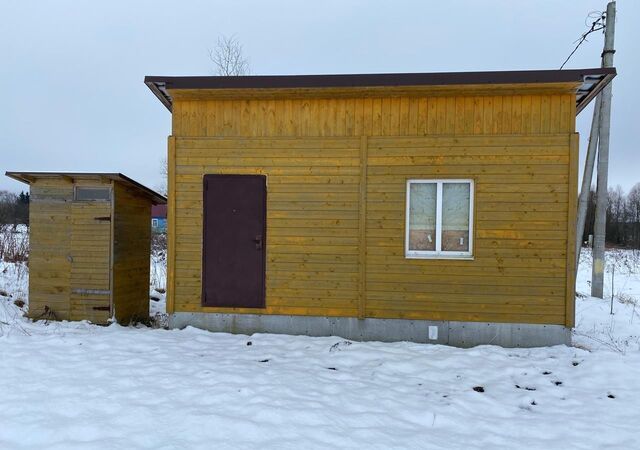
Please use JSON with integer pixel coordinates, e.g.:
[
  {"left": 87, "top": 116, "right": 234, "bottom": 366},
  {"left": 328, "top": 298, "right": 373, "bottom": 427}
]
[{"left": 202, "top": 174, "right": 266, "bottom": 308}]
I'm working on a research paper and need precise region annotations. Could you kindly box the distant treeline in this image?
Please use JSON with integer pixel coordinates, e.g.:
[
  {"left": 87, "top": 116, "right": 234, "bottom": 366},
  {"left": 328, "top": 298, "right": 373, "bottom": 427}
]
[
  {"left": 582, "top": 183, "right": 640, "bottom": 249},
  {"left": 0, "top": 191, "right": 29, "bottom": 226}
]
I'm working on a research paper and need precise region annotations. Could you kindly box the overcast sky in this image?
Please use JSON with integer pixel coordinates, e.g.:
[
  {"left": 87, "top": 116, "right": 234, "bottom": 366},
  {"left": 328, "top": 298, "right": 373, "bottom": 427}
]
[{"left": 1, "top": 0, "right": 638, "bottom": 194}]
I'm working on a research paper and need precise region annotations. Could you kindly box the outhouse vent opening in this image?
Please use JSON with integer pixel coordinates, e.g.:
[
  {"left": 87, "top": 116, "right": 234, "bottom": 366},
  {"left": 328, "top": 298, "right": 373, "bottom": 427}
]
[{"left": 74, "top": 187, "right": 111, "bottom": 202}]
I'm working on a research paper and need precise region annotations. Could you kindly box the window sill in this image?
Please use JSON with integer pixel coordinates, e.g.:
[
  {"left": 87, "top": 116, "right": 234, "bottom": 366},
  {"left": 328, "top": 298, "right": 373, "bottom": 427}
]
[{"left": 405, "top": 254, "right": 475, "bottom": 261}]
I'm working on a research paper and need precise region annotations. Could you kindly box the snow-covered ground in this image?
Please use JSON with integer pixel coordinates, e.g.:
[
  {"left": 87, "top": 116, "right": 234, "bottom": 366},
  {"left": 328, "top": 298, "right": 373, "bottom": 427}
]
[{"left": 1, "top": 243, "right": 639, "bottom": 449}]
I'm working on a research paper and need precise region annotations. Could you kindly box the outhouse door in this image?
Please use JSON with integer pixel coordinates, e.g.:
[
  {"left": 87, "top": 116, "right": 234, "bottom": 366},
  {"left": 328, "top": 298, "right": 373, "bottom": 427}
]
[
  {"left": 202, "top": 174, "right": 266, "bottom": 308},
  {"left": 69, "top": 187, "right": 112, "bottom": 323}
]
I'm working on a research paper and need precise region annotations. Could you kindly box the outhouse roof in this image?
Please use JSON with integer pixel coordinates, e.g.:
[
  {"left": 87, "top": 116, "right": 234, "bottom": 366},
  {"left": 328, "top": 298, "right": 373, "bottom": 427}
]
[
  {"left": 5, "top": 171, "right": 167, "bottom": 204},
  {"left": 145, "top": 67, "right": 615, "bottom": 115}
]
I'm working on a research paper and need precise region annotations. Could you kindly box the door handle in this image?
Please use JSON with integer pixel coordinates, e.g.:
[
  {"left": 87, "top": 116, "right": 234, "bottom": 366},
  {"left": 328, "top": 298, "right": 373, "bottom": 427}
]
[{"left": 253, "top": 235, "right": 263, "bottom": 250}]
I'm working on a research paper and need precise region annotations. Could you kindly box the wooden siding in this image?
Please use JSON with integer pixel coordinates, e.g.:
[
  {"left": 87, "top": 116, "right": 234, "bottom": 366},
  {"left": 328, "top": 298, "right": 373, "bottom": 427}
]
[
  {"left": 112, "top": 183, "right": 151, "bottom": 323},
  {"left": 27, "top": 177, "right": 155, "bottom": 325},
  {"left": 172, "top": 94, "right": 575, "bottom": 138},
  {"left": 174, "top": 137, "right": 361, "bottom": 317},
  {"left": 28, "top": 179, "right": 73, "bottom": 319},
  {"left": 364, "top": 135, "right": 570, "bottom": 325},
  {"left": 169, "top": 90, "right": 577, "bottom": 326}
]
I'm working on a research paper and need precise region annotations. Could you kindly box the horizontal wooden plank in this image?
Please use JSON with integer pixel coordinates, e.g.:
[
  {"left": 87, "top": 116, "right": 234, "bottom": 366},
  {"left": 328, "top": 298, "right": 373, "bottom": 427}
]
[
  {"left": 365, "top": 290, "right": 564, "bottom": 305},
  {"left": 367, "top": 201, "right": 567, "bottom": 213},
  {"left": 368, "top": 238, "right": 567, "bottom": 252},
  {"left": 477, "top": 210, "right": 567, "bottom": 221},
  {"left": 367, "top": 281, "right": 562, "bottom": 296},
  {"left": 175, "top": 285, "right": 358, "bottom": 300},
  {"left": 366, "top": 191, "right": 567, "bottom": 204},
  {"left": 177, "top": 148, "right": 360, "bottom": 158},
  {"left": 265, "top": 297, "right": 358, "bottom": 309},
  {"left": 368, "top": 155, "right": 568, "bottom": 166},
  {"left": 176, "top": 156, "right": 360, "bottom": 167},
  {"left": 175, "top": 303, "right": 359, "bottom": 318},
  {"left": 177, "top": 137, "right": 361, "bottom": 149},
  {"left": 266, "top": 218, "right": 359, "bottom": 229},
  {"left": 367, "top": 246, "right": 566, "bottom": 258},
  {"left": 267, "top": 210, "right": 359, "bottom": 220},
  {"left": 476, "top": 220, "right": 566, "bottom": 231},
  {"left": 267, "top": 244, "right": 359, "bottom": 255},
  {"left": 364, "top": 308, "right": 564, "bottom": 325},
  {"left": 176, "top": 183, "right": 360, "bottom": 198},
  {"left": 366, "top": 272, "right": 565, "bottom": 287},
  {"left": 177, "top": 166, "right": 359, "bottom": 176},
  {"left": 477, "top": 183, "right": 569, "bottom": 193},
  {"left": 367, "top": 146, "right": 569, "bottom": 157},
  {"left": 266, "top": 253, "right": 359, "bottom": 264},
  {"left": 366, "top": 218, "right": 566, "bottom": 231},
  {"left": 176, "top": 204, "right": 360, "bottom": 218},
  {"left": 365, "top": 229, "right": 566, "bottom": 241},
  {"left": 267, "top": 278, "right": 358, "bottom": 291},
  {"left": 365, "top": 300, "right": 565, "bottom": 315},
  {"left": 367, "top": 164, "right": 567, "bottom": 176},
  {"left": 268, "top": 201, "right": 358, "bottom": 211},
  {"left": 177, "top": 175, "right": 361, "bottom": 185},
  {"left": 366, "top": 263, "right": 564, "bottom": 277},
  {"left": 367, "top": 135, "right": 570, "bottom": 147},
  {"left": 177, "top": 234, "right": 358, "bottom": 246},
  {"left": 367, "top": 174, "right": 569, "bottom": 185}
]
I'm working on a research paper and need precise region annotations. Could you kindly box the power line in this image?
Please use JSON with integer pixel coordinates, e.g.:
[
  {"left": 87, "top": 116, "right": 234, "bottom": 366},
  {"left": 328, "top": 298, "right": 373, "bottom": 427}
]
[{"left": 560, "top": 10, "right": 606, "bottom": 70}]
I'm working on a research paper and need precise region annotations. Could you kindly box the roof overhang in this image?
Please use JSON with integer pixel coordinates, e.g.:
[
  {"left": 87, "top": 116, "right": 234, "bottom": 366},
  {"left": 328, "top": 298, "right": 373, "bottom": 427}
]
[
  {"left": 5, "top": 171, "right": 167, "bottom": 205},
  {"left": 145, "top": 67, "right": 615, "bottom": 116}
]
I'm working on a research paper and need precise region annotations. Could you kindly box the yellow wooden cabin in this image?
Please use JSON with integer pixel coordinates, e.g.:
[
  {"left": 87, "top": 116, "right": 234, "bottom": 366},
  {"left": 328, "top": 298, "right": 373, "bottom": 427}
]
[
  {"left": 5, "top": 172, "right": 166, "bottom": 324},
  {"left": 145, "top": 68, "right": 615, "bottom": 347}
]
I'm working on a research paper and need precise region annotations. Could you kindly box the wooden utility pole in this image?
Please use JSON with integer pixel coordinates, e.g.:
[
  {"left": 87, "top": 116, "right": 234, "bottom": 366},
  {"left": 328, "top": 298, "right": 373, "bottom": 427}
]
[{"left": 591, "top": 0, "right": 616, "bottom": 298}]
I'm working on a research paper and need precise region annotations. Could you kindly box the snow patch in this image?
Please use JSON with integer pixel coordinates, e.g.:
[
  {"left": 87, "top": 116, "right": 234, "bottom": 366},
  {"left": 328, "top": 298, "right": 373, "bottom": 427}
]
[{"left": 0, "top": 242, "right": 639, "bottom": 448}]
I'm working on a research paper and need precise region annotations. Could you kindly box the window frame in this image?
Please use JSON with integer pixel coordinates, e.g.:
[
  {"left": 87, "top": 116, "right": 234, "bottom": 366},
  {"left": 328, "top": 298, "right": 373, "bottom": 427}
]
[
  {"left": 73, "top": 186, "right": 112, "bottom": 202},
  {"left": 405, "top": 179, "right": 474, "bottom": 259}
]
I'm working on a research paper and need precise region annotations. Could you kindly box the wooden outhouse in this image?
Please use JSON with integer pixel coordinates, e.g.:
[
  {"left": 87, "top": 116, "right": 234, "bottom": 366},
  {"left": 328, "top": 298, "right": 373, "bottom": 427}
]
[
  {"left": 5, "top": 172, "right": 166, "bottom": 324},
  {"left": 145, "top": 68, "right": 615, "bottom": 346}
]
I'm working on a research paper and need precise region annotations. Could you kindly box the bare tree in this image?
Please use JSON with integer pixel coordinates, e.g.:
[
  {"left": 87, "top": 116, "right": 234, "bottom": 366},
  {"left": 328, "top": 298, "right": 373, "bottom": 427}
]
[
  {"left": 209, "top": 35, "right": 250, "bottom": 76},
  {"left": 157, "top": 157, "right": 168, "bottom": 197}
]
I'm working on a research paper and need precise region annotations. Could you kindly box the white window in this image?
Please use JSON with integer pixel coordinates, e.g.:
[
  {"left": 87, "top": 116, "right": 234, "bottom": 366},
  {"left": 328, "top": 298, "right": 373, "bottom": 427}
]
[
  {"left": 405, "top": 179, "right": 474, "bottom": 259},
  {"left": 152, "top": 219, "right": 159, "bottom": 227},
  {"left": 74, "top": 187, "right": 111, "bottom": 201}
]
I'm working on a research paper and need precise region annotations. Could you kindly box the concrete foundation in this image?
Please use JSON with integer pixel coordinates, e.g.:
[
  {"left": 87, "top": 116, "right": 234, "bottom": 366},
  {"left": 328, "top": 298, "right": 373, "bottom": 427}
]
[{"left": 169, "top": 312, "right": 571, "bottom": 348}]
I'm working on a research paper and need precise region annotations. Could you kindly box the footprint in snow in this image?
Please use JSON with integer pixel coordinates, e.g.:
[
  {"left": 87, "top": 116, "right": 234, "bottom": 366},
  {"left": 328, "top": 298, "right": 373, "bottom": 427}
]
[
  {"left": 329, "top": 341, "right": 352, "bottom": 352},
  {"left": 515, "top": 384, "right": 536, "bottom": 391},
  {"left": 473, "top": 386, "right": 484, "bottom": 393}
]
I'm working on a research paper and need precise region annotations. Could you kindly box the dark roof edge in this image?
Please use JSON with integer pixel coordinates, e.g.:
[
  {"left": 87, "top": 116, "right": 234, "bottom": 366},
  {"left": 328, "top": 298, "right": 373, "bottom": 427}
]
[
  {"left": 5, "top": 171, "right": 167, "bottom": 205},
  {"left": 145, "top": 68, "right": 614, "bottom": 90},
  {"left": 144, "top": 67, "right": 616, "bottom": 114}
]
